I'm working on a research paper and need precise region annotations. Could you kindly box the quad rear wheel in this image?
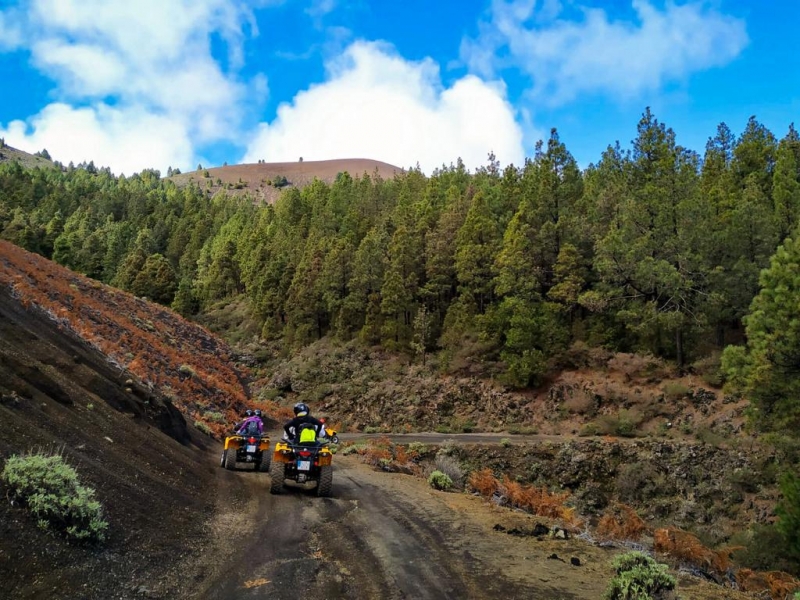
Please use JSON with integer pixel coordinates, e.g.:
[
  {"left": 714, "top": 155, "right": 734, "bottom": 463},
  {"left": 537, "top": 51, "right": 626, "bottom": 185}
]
[
  {"left": 317, "top": 464, "right": 333, "bottom": 497},
  {"left": 224, "top": 447, "right": 237, "bottom": 470},
  {"left": 257, "top": 454, "right": 271, "bottom": 472},
  {"left": 269, "top": 458, "right": 285, "bottom": 494}
]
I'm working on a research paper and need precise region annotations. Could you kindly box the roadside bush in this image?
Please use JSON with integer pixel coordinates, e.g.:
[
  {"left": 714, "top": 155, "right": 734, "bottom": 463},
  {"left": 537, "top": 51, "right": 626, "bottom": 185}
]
[
  {"left": 604, "top": 551, "right": 676, "bottom": 600},
  {"left": 1, "top": 452, "right": 108, "bottom": 542},
  {"left": 468, "top": 468, "right": 499, "bottom": 497},
  {"left": 194, "top": 420, "right": 212, "bottom": 435},
  {"left": 654, "top": 527, "right": 735, "bottom": 576},
  {"left": 597, "top": 504, "right": 647, "bottom": 542},
  {"left": 408, "top": 442, "right": 428, "bottom": 455},
  {"left": 428, "top": 470, "right": 453, "bottom": 491},
  {"left": 434, "top": 453, "right": 464, "bottom": 488},
  {"left": 341, "top": 442, "right": 368, "bottom": 456}
]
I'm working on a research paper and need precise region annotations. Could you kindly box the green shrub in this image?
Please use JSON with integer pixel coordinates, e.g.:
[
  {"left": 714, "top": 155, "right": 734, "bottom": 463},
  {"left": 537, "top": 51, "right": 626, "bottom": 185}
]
[
  {"left": 500, "top": 438, "right": 512, "bottom": 447},
  {"left": 194, "top": 420, "right": 212, "bottom": 435},
  {"left": 408, "top": 442, "right": 428, "bottom": 455},
  {"left": 662, "top": 382, "right": 690, "bottom": 401},
  {"left": 615, "top": 415, "right": 637, "bottom": 438},
  {"left": 778, "top": 471, "right": 800, "bottom": 560},
  {"left": 178, "top": 364, "right": 196, "bottom": 377},
  {"left": 434, "top": 454, "right": 464, "bottom": 487},
  {"left": 579, "top": 422, "right": 600, "bottom": 437},
  {"left": 204, "top": 411, "right": 226, "bottom": 424},
  {"left": 604, "top": 551, "right": 676, "bottom": 600},
  {"left": 428, "top": 470, "right": 453, "bottom": 491},
  {"left": 1, "top": 453, "right": 108, "bottom": 542},
  {"left": 691, "top": 353, "right": 724, "bottom": 387},
  {"left": 341, "top": 442, "right": 367, "bottom": 456},
  {"left": 731, "top": 524, "right": 799, "bottom": 573}
]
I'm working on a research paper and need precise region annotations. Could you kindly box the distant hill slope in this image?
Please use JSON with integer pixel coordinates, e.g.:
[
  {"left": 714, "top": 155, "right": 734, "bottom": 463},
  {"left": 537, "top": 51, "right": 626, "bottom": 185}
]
[
  {"left": 170, "top": 158, "right": 404, "bottom": 202},
  {"left": 0, "top": 240, "right": 250, "bottom": 436},
  {"left": 0, "top": 143, "right": 56, "bottom": 169}
]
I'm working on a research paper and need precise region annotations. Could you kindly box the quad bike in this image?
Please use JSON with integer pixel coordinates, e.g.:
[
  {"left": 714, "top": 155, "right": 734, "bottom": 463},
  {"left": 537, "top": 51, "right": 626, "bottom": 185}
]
[
  {"left": 220, "top": 432, "right": 271, "bottom": 471},
  {"left": 319, "top": 418, "right": 340, "bottom": 444},
  {"left": 269, "top": 437, "right": 333, "bottom": 496}
]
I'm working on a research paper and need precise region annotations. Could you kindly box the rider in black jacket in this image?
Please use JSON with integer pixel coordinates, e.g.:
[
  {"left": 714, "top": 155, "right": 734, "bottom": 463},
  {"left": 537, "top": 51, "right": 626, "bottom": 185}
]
[{"left": 283, "top": 403, "right": 323, "bottom": 442}]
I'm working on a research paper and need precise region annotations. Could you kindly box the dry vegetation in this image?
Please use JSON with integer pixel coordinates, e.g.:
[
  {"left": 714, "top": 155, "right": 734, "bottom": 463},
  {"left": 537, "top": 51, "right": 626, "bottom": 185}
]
[
  {"left": 0, "top": 241, "right": 250, "bottom": 435},
  {"left": 597, "top": 503, "right": 648, "bottom": 542}
]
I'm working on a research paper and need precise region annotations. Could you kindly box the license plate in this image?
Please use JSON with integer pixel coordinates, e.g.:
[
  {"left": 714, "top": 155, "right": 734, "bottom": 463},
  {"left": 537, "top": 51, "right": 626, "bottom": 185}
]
[
  {"left": 297, "top": 460, "right": 311, "bottom": 471},
  {"left": 247, "top": 445, "right": 257, "bottom": 453}
]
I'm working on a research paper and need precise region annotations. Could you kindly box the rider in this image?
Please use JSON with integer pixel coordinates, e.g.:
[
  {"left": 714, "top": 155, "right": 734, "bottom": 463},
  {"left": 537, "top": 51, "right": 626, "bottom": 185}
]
[
  {"left": 234, "top": 409, "right": 264, "bottom": 436},
  {"left": 283, "top": 402, "right": 323, "bottom": 443}
]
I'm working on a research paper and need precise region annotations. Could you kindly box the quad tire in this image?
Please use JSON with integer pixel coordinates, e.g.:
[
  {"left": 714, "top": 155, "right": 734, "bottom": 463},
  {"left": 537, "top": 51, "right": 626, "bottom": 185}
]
[
  {"left": 317, "top": 464, "right": 333, "bottom": 497},
  {"left": 269, "top": 459, "right": 285, "bottom": 494},
  {"left": 224, "top": 447, "right": 237, "bottom": 470},
  {"left": 257, "top": 454, "right": 271, "bottom": 472},
  {"left": 219, "top": 451, "right": 226, "bottom": 468}
]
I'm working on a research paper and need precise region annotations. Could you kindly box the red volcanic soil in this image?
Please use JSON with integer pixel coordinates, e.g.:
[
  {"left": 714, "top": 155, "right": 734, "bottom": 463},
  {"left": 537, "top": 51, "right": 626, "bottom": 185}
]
[
  {"left": 170, "top": 158, "right": 404, "bottom": 203},
  {"left": 0, "top": 240, "right": 251, "bottom": 436}
]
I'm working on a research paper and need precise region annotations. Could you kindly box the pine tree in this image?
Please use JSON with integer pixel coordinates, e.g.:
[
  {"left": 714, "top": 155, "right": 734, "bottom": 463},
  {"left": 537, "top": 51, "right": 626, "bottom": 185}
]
[
  {"left": 455, "top": 190, "right": 500, "bottom": 314},
  {"left": 723, "top": 235, "right": 800, "bottom": 433},
  {"left": 774, "top": 139, "right": 800, "bottom": 240}
]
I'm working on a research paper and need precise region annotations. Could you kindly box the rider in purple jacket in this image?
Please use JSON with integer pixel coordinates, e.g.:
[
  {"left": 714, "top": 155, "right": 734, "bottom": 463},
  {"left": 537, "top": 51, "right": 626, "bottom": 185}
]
[{"left": 234, "top": 409, "right": 264, "bottom": 435}]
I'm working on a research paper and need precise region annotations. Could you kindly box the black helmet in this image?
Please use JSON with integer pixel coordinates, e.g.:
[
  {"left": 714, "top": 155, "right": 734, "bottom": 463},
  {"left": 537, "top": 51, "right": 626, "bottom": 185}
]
[
  {"left": 245, "top": 409, "right": 254, "bottom": 417},
  {"left": 254, "top": 409, "right": 262, "bottom": 417},
  {"left": 293, "top": 402, "right": 309, "bottom": 417}
]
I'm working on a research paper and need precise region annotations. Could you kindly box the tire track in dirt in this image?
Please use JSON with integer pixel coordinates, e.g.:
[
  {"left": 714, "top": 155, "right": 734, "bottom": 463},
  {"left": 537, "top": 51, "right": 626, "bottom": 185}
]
[{"left": 189, "top": 454, "right": 585, "bottom": 600}]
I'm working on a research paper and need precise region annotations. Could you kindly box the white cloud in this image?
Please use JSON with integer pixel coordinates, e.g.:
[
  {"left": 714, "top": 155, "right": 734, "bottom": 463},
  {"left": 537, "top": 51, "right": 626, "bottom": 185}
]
[
  {"left": 0, "top": 9, "right": 24, "bottom": 50},
  {"left": 1, "top": 103, "right": 194, "bottom": 175},
  {"left": 463, "top": 0, "right": 748, "bottom": 104},
  {"left": 306, "top": 0, "right": 337, "bottom": 19},
  {"left": 0, "top": 0, "right": 266, "bottom": 173},
  {"left": 244, "top": 41, "right": 525, "bottom": 172}
]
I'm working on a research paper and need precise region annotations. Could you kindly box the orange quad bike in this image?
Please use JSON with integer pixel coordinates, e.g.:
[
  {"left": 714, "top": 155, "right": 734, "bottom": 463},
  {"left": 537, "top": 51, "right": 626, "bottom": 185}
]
[
  {"left": 220, "top": 431, "right": 271, "bottom": 472},
  {"left": 269, "top": 426, "right": 333, "bottom": 496}
]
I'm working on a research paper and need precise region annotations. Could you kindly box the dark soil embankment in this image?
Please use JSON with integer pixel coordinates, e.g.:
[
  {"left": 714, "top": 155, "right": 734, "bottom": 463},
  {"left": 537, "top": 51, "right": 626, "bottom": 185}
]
[{"left": 0, "top": 286, "right": 215, "bottom": 599}]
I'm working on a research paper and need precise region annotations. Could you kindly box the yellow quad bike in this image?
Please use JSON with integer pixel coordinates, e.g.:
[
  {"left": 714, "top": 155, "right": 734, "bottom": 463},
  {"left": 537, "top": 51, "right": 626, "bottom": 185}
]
[
  {"left": 269, "top": 428, "right": 333, "bottom": 496},
  {"left": 220, "top": 432, "right": 271, "bottom": 472},
  {"left": 319, "top": 418, "right": 340, "bottom": 444}
]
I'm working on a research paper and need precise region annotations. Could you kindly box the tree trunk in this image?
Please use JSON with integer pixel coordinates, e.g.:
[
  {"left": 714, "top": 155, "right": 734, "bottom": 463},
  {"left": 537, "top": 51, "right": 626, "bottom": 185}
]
[{"left": 675, "top": 328, "right": 684, "bottom": 368}]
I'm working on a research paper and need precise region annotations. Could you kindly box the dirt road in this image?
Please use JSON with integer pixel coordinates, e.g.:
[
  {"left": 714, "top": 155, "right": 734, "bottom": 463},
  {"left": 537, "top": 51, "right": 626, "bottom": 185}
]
[{"left": 183, "top": 450, "right": 616, "bottom": 600}]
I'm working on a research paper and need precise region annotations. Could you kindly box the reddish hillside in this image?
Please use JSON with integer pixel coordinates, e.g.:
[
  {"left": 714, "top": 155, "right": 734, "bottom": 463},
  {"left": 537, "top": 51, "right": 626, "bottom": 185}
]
[
  {"left": 0, "top": 240, "right": 247, "bottom": 436},
  {"left": 170, "top": 158, "right": 403, "bottom": 202}
]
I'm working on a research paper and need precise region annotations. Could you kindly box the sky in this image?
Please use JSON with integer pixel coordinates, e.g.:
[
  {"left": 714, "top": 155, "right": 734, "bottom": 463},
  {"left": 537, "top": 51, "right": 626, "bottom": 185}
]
[{"left": 0, "top": 0, "right": 798, "bottom": 176}]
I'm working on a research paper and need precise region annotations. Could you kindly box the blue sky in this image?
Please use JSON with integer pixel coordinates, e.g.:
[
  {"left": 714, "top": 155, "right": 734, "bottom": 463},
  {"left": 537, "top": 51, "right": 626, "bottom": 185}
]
[{"left": 1, "top": 0, "right": 798, "bottom": 175}]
